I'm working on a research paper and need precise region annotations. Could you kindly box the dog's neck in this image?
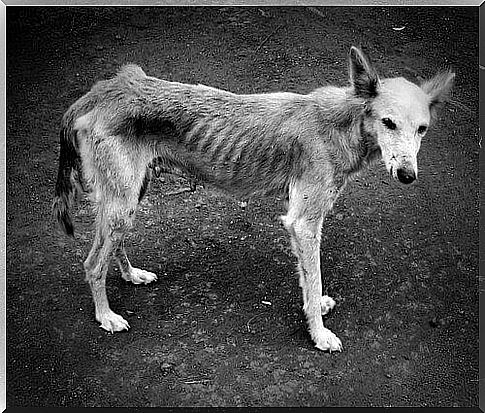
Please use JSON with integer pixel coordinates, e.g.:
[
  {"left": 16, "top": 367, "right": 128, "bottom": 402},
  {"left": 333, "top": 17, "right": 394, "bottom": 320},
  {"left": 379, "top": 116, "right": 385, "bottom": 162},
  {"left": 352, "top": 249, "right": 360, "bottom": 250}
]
[
  {"left": 358, "top": 116, "right": 381, "bottom": 162},
  {"left": 335, "top": 111, "right": 382, "bottom": 181}
]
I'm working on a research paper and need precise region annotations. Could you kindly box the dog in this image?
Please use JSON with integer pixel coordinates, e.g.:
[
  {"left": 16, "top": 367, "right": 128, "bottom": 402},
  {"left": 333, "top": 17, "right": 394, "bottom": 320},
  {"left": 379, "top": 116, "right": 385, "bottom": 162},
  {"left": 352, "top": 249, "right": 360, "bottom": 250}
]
[{"left": 52, "top": 46, "right": 454, "bottom": 352}]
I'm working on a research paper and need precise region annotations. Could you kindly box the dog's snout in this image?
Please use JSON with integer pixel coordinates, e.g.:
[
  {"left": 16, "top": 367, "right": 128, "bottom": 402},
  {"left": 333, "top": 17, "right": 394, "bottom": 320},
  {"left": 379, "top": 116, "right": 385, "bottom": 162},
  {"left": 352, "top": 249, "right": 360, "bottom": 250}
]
[{"left": 396, "top": 168, "right": 416, "bottom": 184}]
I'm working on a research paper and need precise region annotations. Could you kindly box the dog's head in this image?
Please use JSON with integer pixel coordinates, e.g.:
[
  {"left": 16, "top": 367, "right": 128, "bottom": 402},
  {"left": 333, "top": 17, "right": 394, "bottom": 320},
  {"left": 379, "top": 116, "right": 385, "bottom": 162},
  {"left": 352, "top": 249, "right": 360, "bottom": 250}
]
[{"left": 349, "top": 46, "right": 455, "bottom": 184}]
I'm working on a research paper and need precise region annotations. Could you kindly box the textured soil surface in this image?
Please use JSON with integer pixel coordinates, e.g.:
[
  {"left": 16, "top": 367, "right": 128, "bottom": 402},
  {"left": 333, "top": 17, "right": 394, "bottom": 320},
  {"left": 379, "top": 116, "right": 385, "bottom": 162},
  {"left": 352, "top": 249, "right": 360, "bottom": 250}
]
[{"left": 6, "top": 7, "right": 479, "bottom": 408}]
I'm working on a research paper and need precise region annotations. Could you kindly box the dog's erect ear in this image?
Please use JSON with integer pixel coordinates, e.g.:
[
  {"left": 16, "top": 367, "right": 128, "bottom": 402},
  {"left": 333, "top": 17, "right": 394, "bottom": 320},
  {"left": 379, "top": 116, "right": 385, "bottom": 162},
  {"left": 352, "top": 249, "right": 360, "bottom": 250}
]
[
  {"left": 349, "top": 46, "right": 379, "bottom": 98},
  {"left": 420, "top": 70, "right": 455, "bottom": 118}
]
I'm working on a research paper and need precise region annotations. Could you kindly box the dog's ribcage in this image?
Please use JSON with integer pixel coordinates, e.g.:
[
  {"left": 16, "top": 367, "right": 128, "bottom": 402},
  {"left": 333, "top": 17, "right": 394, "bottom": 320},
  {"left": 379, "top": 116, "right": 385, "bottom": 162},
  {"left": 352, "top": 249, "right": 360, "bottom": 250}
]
[{"left": 106, "top": 76, "right": 311, "bottom": 197}]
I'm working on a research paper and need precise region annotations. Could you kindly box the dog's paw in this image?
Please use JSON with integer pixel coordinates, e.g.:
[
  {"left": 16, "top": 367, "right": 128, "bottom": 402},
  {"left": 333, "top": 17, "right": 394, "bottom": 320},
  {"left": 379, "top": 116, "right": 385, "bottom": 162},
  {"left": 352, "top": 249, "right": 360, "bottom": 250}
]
[
  {"left": 313, "top": 328, "right": 343, "bottom": 353},
  {"left": 321, "top": 295, "right": 336, "bottom": 315},
  {"left": 98, "top": 311, "right": 130, "bottom": 333},
  {"left": 122, "top": 268, "right": 158, "bottom": 285}
]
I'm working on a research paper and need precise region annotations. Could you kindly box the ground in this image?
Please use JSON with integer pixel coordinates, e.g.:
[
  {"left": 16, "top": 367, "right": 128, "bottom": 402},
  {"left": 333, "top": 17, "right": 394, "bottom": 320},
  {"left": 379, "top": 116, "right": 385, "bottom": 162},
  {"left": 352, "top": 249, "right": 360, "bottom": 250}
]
[{"left": 6, "top": 6, "right": 480, "bottom": 408}]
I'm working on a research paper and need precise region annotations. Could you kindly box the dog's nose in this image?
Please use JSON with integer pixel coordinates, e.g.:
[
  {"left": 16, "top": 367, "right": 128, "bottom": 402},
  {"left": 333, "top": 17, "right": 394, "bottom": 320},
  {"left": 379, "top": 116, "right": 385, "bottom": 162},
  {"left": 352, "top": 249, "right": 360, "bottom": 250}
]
[{"left": 397, "top": 168, "right": 416, "bottom": 184}]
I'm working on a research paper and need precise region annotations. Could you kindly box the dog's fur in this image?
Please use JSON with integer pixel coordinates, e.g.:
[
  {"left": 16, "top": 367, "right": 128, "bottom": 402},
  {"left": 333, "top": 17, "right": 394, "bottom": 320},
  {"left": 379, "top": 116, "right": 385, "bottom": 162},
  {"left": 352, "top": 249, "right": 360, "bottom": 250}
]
[{"left": 53, "top": 47, "right": 454, "bottom": 351}]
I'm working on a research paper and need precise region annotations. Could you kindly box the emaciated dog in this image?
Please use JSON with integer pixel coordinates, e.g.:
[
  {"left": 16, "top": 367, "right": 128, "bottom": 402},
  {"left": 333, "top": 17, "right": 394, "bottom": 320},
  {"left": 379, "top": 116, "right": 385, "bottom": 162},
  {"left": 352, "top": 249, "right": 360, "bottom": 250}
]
[{"left": 53, "top": 47, "right": 454, "bottom": 352}]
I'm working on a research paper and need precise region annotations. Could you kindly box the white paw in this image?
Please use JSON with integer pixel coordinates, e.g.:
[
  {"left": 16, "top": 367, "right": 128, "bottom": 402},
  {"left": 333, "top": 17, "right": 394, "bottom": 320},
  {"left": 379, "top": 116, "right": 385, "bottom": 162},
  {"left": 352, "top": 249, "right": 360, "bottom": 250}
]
[
  {"left": 321, "top": 295, "right": 336, "bottom": 315},
  {"left": 122, "top": 267, "right": 158, "bottom": 285},
  {"left": 313, "top": 328, "right": 343, "bottom": 353},
  {"left": 97, "top": 311, "right": 130, "bottom": 333}
]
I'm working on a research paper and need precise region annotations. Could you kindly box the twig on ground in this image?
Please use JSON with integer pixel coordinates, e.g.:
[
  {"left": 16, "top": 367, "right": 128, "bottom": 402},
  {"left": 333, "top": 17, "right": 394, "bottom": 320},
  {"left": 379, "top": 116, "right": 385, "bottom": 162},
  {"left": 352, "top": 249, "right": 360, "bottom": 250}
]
[
  {"left": 255, "top": 24, "right": 284, "bottom": 54},
  {"left": 306, "top": 6, "right": 327, "bottom": 20},
  {"left": 183, "top": 378, "right": 213, "bottom": 385}
]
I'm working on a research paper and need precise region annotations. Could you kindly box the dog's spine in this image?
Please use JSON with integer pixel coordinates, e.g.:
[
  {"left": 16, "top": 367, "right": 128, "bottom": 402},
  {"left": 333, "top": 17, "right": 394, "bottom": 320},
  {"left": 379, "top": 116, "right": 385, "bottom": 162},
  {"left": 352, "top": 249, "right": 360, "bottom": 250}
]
[{"left": 52, "top": 117, "right": 81, "bottom": 237}]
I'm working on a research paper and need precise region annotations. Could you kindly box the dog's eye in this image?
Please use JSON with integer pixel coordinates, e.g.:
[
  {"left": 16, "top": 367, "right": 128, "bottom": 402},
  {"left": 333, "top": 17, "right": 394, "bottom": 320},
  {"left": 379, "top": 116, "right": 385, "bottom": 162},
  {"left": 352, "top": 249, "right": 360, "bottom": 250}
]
[
  {"left": 417, "top": 125, "right": 427, "bottom": 134},
  {"left": 382, "top": 118, "right": 396, "bottom": 130}
]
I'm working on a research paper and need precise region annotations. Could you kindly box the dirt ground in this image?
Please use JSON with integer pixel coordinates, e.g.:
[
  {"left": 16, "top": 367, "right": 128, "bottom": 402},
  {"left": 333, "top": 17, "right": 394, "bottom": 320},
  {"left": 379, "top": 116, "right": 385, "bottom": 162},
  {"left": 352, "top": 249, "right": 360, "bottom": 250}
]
[{"left": 6, "top": 6, "right": 480, "bottom": 408}]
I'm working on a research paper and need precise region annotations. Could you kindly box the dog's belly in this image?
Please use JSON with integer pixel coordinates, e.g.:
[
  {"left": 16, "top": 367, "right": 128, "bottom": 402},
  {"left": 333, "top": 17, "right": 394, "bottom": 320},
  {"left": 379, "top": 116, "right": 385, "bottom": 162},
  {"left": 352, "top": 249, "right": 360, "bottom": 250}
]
[
  {"left": 150, "top": 141, "right": 281, "bottom": 197},
  {"left": 148, "top": 134, "right": 299, "bottom": 198}
]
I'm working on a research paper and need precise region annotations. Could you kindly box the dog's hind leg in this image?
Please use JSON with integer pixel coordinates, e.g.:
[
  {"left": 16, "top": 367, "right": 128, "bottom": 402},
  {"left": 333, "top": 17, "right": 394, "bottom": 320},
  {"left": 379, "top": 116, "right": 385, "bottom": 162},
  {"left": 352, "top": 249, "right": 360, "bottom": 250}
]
[
  {"left": 83, "top": 200, "right": 135, "bottom": 332},
  {"left": 76, "top": 112, "right": 159, "bottom": 331},
  {"left": 113, "top": 169, "right": 158, "bottom": 285},
  {"left": 281, "top": 181, "right": 342, "bottom": 352},
  {"left": 115, "top": 238, "right": 157, "bottom": 285}
]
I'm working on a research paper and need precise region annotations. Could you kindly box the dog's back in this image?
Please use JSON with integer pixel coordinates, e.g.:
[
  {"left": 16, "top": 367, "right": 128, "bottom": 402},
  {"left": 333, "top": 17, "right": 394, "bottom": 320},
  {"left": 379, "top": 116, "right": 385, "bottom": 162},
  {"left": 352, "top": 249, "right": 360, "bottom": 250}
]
[{"left": 71, "top": 67, "right": 315, "bottom": 198}]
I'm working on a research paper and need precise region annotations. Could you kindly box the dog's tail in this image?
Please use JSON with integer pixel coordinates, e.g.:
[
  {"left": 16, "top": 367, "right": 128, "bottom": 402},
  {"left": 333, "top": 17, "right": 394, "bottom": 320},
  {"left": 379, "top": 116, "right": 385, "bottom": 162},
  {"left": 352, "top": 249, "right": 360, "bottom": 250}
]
[{"left": 52, "top": 112, "right": 83, "bottom": 237}]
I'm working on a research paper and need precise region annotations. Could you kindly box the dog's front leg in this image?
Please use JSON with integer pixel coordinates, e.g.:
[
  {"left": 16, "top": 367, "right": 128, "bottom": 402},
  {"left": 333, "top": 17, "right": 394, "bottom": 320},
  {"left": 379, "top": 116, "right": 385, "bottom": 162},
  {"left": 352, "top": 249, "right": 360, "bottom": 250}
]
[
  {"left": 281, "top": 182, "right": 342, "bottom": 352},
  {"left": 282, "top": 214, "right": 342, "bottom": 352}
]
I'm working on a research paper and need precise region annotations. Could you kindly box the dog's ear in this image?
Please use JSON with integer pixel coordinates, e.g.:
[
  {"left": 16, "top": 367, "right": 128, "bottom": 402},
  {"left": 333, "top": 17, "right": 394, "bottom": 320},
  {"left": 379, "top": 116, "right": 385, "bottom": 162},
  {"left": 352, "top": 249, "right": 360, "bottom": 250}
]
[
  {"left": 420, "top": 70, "right": 455, "bottom": 118},
  {"left": 349, "top": 46, "right": 380, "bottom": 98}
]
